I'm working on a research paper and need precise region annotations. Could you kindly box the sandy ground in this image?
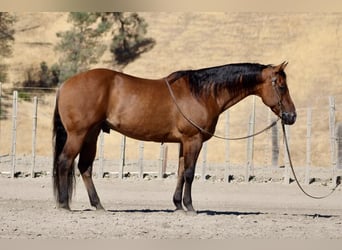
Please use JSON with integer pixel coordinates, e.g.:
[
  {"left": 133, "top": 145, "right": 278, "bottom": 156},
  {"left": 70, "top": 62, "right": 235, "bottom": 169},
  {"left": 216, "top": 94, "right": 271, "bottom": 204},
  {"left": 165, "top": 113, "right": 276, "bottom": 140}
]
[{"left": 0, "top": 175, "right": 342, "bottom": 239}]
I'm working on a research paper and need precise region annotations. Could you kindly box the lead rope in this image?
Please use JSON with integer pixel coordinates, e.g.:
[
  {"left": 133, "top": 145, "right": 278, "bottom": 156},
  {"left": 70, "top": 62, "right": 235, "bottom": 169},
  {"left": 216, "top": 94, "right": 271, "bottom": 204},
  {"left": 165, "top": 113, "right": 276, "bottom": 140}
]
[
  {"left": 164, "top": 78, "right": 279, "bottom": 140},
  {"left": 282, "top": 122, "right": 340, "bottom": 199},
  {"left": 272, "top": 75, "right": 340, "bottom": 199},
  {"left": 165, "top": 77, "right": 340, "bottom": 198}
]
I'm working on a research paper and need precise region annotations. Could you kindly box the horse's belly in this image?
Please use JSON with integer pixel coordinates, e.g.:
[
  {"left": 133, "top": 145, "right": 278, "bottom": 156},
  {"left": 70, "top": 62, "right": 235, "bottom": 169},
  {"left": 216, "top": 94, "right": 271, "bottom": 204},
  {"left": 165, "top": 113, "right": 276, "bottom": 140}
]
[{"left": 105, "top": 117, "right": 179, "bottom": 143}]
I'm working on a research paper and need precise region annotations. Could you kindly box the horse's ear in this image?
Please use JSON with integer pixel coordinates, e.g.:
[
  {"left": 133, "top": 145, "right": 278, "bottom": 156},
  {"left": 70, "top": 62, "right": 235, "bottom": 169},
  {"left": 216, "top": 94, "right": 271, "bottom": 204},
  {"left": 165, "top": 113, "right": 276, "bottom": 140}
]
[
  {"left": 274, "top": 61, "right": 288, "bottom": 72},
  {"left": 281, "top": 61, "right": 288, "bottom": 70}
]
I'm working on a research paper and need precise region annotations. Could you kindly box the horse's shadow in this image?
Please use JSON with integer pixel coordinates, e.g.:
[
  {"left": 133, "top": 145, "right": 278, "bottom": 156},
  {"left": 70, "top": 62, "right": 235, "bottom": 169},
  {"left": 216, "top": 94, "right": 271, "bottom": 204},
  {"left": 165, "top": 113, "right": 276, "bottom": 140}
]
[
  {"left": 198, "top": 210, "right": 264, "bottom": 216},
  {"left": 105, "top": 209, "right": 264, "bottom": 216},
  {"left": 73, "top": 208, "right": 338, "bottom": 219}
]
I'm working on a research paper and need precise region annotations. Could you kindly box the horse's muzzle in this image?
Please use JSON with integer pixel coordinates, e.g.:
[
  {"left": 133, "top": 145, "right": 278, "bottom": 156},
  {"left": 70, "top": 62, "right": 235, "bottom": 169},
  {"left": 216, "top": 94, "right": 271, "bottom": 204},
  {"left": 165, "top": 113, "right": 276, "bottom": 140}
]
[{"left": 281, "top": 112, "right": 297, "bottom": 125}]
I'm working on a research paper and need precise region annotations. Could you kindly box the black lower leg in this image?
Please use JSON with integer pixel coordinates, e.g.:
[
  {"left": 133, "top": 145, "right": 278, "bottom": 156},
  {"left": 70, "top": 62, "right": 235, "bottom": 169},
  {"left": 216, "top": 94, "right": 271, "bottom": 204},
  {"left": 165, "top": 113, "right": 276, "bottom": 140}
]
[
  {"left": 183, "top": 167, "right": 195, "bottom": 212},
  {"left": 173, "top": 188, "right": 184, "bottom": 210},
  {"left": 57, "top": 157, "right": 74, "bottom": 210},
  {"left": 173, "top": 146, "right": 185, "bottom": 211},
  {"left": 78, "top": 164, "right": 104, "bottom": 210}
]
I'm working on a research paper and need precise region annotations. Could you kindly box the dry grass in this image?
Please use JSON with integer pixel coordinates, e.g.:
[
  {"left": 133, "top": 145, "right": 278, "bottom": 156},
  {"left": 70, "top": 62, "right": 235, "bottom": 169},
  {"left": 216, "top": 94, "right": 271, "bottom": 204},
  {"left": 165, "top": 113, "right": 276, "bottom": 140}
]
[{"left": 1, "top": 12, "right": 342, "bottom": 170}]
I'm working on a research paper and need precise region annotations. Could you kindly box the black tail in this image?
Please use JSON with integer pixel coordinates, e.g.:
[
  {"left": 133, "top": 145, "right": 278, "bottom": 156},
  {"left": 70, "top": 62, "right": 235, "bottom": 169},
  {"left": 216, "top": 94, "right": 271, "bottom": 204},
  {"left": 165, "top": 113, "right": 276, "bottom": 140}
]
[{"left": 52, "top": 92, "right": 75, "bottom": 206}]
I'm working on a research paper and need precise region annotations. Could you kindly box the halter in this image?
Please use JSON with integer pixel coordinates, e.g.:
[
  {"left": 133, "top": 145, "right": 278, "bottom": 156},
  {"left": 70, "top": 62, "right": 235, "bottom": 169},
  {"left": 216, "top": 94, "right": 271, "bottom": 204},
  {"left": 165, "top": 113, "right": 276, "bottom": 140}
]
[{"left": 271, "top": 76, "right": 283, "bottom": 117}]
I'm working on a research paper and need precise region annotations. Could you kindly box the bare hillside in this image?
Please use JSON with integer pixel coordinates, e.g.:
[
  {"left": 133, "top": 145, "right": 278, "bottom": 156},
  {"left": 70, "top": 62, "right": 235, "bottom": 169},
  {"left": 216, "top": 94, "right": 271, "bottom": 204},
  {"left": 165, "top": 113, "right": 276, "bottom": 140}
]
[{"left": 6, "top": 12, "right": 342, "bottom": 105}]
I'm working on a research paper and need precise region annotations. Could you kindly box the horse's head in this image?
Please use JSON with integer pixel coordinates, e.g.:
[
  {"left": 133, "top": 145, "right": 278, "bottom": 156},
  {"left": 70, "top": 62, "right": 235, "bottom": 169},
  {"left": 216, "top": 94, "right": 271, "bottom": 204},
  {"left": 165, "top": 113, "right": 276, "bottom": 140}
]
[{"left": 258, "top": 62, "right": 296, "bottom": 125}]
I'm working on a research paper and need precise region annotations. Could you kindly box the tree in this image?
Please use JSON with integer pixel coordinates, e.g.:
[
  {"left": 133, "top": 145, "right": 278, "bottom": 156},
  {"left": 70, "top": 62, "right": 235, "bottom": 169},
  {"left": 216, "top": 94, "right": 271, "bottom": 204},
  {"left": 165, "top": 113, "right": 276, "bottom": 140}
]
[
  {"left": 0, "top": 12, "right": 16, "bottom": 82},
  {"left": 22, "top": 61, "right": 59, "bottom": 88},
  {"left": 105, "top": 12, "right": 155, "bottom": 68},
  {"left": 55, "top": 12, "right": 155, "bottom": 83},
  {"left": 54, "top": 12, "right": 111, "bottom": 82}
]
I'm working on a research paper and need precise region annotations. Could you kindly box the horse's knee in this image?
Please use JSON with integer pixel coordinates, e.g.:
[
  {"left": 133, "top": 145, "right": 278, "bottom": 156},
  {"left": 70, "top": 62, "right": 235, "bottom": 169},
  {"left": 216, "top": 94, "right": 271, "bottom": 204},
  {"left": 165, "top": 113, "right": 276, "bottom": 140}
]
[{"left": 184, "top": 167, "right": 195, "bottom": 183}]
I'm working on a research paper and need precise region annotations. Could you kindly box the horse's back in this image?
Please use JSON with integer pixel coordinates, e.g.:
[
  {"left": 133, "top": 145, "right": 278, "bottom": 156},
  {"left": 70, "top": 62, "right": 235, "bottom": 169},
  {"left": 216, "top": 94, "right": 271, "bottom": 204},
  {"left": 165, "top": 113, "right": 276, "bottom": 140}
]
[{"left": 60, "top": 68, "right": 117, "bottom": 89}]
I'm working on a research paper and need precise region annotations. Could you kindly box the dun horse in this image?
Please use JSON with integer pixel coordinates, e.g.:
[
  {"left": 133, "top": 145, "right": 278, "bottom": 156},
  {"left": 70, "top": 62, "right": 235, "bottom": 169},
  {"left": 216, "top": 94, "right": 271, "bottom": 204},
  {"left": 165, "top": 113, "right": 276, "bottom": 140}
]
[{"left": 53, "top": 62, "right": 296, "bottom": 212}]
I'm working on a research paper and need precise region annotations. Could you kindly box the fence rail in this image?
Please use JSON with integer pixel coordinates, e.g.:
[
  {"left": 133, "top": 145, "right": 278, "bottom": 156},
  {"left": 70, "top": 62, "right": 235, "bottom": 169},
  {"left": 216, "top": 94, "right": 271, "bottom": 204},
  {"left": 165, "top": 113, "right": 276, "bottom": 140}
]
[{"left": 1, "top": 84, "right": 342, "bottom": 184}]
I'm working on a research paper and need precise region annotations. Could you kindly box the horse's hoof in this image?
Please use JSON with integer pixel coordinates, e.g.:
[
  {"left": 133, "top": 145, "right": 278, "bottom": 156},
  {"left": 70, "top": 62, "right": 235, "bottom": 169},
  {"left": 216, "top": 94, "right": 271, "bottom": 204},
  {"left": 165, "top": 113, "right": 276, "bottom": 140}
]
[
  {"left": 186, "top": 210, "right": 197, "bottom": 216},
  {"left": 95, "top": 205, "right": 106, "bottom": 212},
  {"left": 174, "top": 208, "right": 186, "bottom": 214},
  {"left": 56, "top": 204, "right": 71, "bottom": 211}
]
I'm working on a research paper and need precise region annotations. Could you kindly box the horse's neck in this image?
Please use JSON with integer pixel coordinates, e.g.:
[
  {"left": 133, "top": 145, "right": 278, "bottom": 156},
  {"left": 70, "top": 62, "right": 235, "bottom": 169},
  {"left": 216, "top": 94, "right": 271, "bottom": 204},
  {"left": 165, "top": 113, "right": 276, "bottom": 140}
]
[{"left": 216, "top": 88, "right": 254, "bottom": 113}]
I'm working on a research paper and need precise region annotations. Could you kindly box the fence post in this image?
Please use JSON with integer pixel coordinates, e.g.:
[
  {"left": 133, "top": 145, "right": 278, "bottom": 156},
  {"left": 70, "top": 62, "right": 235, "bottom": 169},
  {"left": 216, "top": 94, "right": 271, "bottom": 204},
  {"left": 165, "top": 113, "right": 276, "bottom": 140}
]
[
  {"left": 245, "top": 96, "right": 255, "bottom": 182},
  {"left": 283, "top": 125, "right": 291, "bottom": 184},
  {"left": 138, "top": 141, "right": 144, "bottom": 179},
  {"left": 263, "top": 110, "right": 271, "bottom": 171},
  {"left": 98, "top": 131, "right": 104, "bottom": 178},
  {"left": 31, "top": 96, "right": 38, "bottom": 178},
  {"left": 334, "top": 122, "right": 342, "bottom": 185},
  {"left": 271, "top": 118, "right": 279, "bottom": 169},
  {"left": 11, "top": 91, "right": 18, "bottom": 178},
  {"left": 305, "top": 107, "right": 312, "bottom": 185},
  {"left": 201, "top": 142, "right": 208, "bottom": 181},
  {"left": 224, "top": 111, "right": 231, "bottom": 182},
  {"left": 159, "top": 143, "right": 168, "bottom": 178},
  {"left": 163, "top": 145, "right": 168, "bottom": 177},
  {"left": 336, "top": 123, "right": 342, "bottom": 170},
  {"left": 119, "top": 135, "right": 126, "bottom": 179},
  {"left": 329, "top": 96, "right": 337, "bottom": 182}
]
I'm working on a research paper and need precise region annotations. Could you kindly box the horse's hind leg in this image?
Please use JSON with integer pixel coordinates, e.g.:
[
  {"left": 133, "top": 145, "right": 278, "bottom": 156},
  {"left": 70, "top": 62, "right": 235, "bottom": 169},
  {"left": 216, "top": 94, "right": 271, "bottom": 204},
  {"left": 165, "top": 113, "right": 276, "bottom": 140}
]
[
  {"left": 78, "top": 128, "right": 104, "bottom": 210},
  {"left": 56, "top": 133, "right": 85, "bottom": 210}
]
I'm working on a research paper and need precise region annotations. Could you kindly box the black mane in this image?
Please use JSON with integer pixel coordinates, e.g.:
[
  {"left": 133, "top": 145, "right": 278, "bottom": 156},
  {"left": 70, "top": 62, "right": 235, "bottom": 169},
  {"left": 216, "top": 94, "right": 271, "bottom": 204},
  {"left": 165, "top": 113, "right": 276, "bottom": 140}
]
[{"left": 168, "top": 63, "right": 269, "bottom": 97}]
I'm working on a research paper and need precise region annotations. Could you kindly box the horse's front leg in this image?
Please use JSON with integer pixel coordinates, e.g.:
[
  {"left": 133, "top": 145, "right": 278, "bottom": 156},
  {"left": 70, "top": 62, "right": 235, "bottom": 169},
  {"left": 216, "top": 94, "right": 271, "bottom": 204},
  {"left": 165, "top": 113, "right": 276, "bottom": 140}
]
[
  {"left": 174, "top": 136, "right": 203, "bottom": 213},
  {"left": 173, "top": 143, "right": 185, "bottom": 211}
]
